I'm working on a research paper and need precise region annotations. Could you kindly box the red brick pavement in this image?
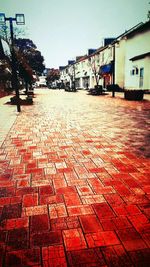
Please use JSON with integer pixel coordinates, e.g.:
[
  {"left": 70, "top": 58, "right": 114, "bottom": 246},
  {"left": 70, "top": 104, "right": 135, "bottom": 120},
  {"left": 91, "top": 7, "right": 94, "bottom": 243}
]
[{"left": 0, "top": 89, "right": 150, "bottom": 266}]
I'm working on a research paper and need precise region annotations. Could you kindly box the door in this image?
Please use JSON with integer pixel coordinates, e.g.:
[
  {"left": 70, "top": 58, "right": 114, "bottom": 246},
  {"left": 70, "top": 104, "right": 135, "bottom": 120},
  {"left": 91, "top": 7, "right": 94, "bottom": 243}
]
[{"left": 139, "top": 68, "right": 144, "bottom": 88}]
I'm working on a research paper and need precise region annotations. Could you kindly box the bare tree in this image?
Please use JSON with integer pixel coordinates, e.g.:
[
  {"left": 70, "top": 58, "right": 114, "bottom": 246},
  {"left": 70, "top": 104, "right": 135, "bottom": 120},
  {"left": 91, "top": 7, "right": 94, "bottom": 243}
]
[{"left": 88, "top": 54, "right": 102, "bottom": 92}]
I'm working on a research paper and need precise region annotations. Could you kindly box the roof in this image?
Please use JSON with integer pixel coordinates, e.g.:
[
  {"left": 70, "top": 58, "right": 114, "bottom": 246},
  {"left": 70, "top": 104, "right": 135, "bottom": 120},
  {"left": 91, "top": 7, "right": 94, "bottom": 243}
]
[
  {"left": 130, "top": 52, "right": 150, "bottom": 61},
  {"left": 60, "top": 20, "right": 149, "bottom": 68},
  {"left": 76, "top": 55, "right": 88, "bottom": 63},
  {"left": 125, "top": 20, "right": 150, "bottom": 38}
]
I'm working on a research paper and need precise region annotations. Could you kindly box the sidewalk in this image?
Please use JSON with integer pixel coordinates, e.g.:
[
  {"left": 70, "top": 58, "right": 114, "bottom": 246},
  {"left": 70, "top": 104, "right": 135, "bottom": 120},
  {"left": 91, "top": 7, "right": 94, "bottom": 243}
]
[
  {"left": 0, "top": 95, "right": 17, "bottom": 147},
  {"left": 0, "top": 89, "right": 150, "bottom": 267}
]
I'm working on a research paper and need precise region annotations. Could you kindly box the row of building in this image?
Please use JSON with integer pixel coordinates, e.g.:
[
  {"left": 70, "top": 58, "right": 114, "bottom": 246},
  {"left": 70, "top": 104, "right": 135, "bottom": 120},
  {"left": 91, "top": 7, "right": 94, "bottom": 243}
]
[{"left": 59, "top": 20, "right": 150, "bottom": 91}]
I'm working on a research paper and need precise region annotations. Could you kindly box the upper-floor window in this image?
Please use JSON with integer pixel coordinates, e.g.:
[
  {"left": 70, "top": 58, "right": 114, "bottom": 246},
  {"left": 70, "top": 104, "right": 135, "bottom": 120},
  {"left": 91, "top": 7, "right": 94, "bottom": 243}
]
[
  {"left": 101, "top": 52, "right": 104, "bottom": 62},
  {"left": 130, "top": 67, "right": 139, "bottom": 75},
  {"left": 109, "top": 47, "right": 113, "bottom": 58},
  {"left": 130, "top": 66, "right": 139, "bottom": 75}
]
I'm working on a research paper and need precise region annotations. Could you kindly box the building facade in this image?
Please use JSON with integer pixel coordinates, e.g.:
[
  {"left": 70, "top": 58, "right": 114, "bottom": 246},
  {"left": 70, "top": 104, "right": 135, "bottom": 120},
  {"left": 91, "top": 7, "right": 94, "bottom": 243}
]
[
  {"left": 59, "top": 20, "right": 150, "bottom": 91},
  {"left": 124, "top": 21, "right": 150, "bottom": 90}
]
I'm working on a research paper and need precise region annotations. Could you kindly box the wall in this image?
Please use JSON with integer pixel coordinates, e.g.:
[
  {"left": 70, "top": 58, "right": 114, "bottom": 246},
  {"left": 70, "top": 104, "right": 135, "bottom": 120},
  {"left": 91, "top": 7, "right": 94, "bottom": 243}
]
[
  {"left": 115, "top": 39, "right": 126, "bottom": 88},
  {"left": 124, "top": 29, "right": 150, "bottom": 90},
  {"left": 144, "top": 56, "right": 150, "bottom": 89}
]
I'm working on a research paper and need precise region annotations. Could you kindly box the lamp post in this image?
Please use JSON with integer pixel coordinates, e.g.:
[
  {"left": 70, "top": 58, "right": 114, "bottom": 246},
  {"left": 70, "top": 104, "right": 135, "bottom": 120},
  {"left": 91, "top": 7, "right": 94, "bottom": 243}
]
[{"left": 0, "top": 13, "right": 25, "bottom": 112}]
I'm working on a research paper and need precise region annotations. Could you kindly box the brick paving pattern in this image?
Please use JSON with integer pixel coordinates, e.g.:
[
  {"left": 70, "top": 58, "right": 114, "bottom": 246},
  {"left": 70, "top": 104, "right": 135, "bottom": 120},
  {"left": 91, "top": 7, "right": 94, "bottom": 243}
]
[
  {"left": 0, "top": 96, "right": 17, "bottom": 147},
  {"left": 0, "top": 89, "right": 150, "bottom": 266}
]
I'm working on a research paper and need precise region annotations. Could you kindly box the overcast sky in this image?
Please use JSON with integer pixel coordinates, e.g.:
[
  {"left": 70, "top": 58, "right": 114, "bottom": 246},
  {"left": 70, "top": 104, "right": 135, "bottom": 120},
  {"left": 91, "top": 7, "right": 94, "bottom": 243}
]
[{"left": 1, "top": 0, "right": 149, "bottom": 68}]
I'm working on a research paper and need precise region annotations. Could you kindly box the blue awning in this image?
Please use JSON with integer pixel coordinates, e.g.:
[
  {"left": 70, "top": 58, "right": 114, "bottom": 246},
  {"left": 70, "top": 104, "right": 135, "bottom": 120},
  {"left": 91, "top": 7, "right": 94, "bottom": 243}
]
[{"left": 100, "top": 64, "right": 113, "bottom": 75}]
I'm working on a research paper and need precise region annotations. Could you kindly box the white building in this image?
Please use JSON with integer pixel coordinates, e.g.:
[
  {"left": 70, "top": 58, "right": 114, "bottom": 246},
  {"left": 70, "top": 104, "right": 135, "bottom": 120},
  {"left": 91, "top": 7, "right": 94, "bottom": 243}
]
[
  {"left": 124, "top": 21, "right": 150, "bottom": 90},
  {"left": 59, "top": 20, "right": 150, "bottom": 92},
  {"left": 75, "top": 55, "right": 90, "bottom": 89}
]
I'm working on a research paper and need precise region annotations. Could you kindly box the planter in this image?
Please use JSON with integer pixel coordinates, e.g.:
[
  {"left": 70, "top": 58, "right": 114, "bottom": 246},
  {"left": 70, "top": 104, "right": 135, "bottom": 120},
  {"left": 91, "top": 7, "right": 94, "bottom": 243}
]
[{"left": 124, "top": 90, "right": 144, "bottom": 101}]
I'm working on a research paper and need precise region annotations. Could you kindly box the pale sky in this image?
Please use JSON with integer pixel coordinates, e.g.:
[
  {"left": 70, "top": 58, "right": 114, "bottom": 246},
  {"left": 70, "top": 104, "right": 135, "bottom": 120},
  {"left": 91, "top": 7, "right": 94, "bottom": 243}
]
[{"left": 0, "top": 0, "right": 149, "bottom": 68}]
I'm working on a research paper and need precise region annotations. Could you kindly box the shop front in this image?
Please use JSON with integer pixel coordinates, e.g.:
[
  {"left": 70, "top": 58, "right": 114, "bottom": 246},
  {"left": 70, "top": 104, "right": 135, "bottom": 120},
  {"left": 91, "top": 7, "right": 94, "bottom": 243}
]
[
  {"left": 82, "top": 76, "right": 90, "bottom": 89},
  {"left": 100, "top": 63, "right": 113, "bottom": 88}
]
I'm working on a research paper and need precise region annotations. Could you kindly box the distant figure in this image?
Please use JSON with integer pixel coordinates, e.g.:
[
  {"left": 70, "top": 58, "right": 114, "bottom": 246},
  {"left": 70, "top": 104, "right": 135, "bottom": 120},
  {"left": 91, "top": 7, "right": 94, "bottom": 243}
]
[{"left": 86, "top": 82, "right": 89, "bottom": 90}]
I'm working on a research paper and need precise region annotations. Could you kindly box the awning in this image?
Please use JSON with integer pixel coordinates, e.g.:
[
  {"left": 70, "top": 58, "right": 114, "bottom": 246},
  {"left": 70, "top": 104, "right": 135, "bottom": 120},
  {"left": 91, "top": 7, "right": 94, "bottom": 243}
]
[{"left": 100, "top": 63, "right": 113, "bottom": 75}]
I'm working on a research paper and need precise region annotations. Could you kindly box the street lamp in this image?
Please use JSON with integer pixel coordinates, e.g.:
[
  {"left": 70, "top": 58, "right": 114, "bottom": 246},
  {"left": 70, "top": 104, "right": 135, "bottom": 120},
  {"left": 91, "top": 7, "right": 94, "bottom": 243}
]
[
  {"left": 16, "top": 14, "right": 25, "bottom": 25},
  {"left": 0, "top": 13, "right": 25, "bottom": 112}
]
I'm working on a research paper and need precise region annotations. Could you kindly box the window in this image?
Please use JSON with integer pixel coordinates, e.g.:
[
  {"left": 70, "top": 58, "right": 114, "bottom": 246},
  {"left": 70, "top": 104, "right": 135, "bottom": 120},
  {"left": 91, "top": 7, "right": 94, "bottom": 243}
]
[
  {"left": 131, "top": 69, "right": 135, "bottom": 75},
  {"left": 101, "top": 52, "right": 104, "bottom": 62},
  {"left": 130, "top": 67, "right": 139, "bottom": 75},
  {"left": 135, "top": 68, "right": 138, "bottom": 75},
  {"left": 109, "top": 47, "right": 113, "bottom": 58}
]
